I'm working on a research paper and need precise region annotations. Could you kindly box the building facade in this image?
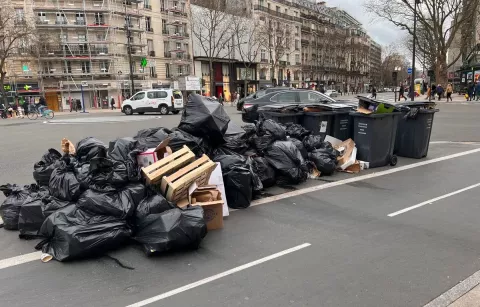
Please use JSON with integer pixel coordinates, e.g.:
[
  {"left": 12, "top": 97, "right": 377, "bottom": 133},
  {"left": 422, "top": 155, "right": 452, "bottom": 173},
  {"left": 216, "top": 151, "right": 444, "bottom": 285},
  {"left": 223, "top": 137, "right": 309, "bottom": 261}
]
[
  {"left": 7, "top": 0, "right": 193, "bottom": 111},
  {"left": 369, "top": 40, "right": 382, "bottom": 87}
]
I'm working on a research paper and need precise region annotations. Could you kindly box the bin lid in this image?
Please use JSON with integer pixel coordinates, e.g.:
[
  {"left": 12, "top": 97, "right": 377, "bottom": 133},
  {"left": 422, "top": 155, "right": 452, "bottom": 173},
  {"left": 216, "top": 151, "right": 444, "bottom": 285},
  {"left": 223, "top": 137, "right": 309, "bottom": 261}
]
[
  {"left": 258, "top": 103, "right": 301, "bottom": 113},
  {"left": 301, "top": 103, "right": 352, "bottom": 112}
]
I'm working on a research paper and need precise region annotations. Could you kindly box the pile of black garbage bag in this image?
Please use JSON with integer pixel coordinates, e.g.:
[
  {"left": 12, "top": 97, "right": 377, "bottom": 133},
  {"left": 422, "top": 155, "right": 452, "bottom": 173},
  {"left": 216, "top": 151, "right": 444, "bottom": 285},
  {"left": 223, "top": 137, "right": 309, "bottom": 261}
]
[{"left": 0, "top": 94, "right": 339, "bottom": 263}]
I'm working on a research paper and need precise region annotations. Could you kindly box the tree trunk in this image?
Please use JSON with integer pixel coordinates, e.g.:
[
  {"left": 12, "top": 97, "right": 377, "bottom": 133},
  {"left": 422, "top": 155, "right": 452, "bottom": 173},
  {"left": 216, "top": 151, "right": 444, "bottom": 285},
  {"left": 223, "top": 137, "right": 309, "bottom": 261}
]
[
  {"left": 209, "top": 60, "right": 215, "bottom": 97},
  {"left": 0, "top": 72, "right": 7, "bottom": 105},
  {"left": 435, "top": 52, "right": 448, "bottom": 87}
]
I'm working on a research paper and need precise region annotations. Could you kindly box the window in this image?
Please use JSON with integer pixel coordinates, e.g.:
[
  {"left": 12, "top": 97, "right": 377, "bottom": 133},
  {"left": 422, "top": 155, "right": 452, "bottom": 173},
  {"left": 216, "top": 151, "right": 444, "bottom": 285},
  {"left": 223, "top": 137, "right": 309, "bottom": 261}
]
[
  {"left": 184, "top": 43, "right": 188, "bottom": 51},
  {"left": 65, "top": 61, "right": 72, "bottom": 74},
  {"left": 293, "top": 71, "right": 299, "bottom": 80},
  {"left": 132, "top": 92, "right": 145, "bottom": 100},
  {"left": 160, "top": 0, "right": 165, "bottom": 11},
  {"left": 15, "top": 9, "right": 25, "bottom": 23},
  {"left": 146, "top": 17, "right": 152, "bottom": 32},
  {"left": 180, "top": 2, "right": 185, "bottom": 12},
  {"left": 165, "top": 64, "right": 170, "bottom": 77},
  {"left": 75, "top": 12, "right": 85, "bottom": 25},
  {"left": 94, "top": 13, "right": 104, "bottom": 25},
  {"left": 149, "top": 66, "right": 157, "bottom": 77},
  {"left": 164, "top": 41, "right": 171, "bottom": 57},
  {"left": 144, "top": 0, "right": 151, "bottom": 9},
  {"left": 176, "top": 42, "right": 182, "bottom": 50},
  {"left": 152, "top": 91, "right": 167, "bottom": 98},
  {"left": 37, "top": 12, "right": 46, "bottom": 22},
  {"left": 272, "top": 92, "right": 297, "bottom": 103},
  {"left": 295, "top": 40, "right": 299, "bottom": 50},
  {"left": 259, "top": 69, "right": 267, "bottom": 80},
  {"left": 299, "top": 91, "right": 323, "bottom": 103},
  {"left": 261, "top": 50, "right": 266, "bottom": 61},
  {"left": 162, "top": 19, "right": 168, "bottom": 34},
  {"left": 178, "top": 65, "right": 183, "bottom": 75},
  {"left": 276, "top": 6, "right": 280, "bottom": 12},
  {"left": 295, "top": 54, "right": 300, "bottom": 64},
  {"left": 99, "top": 61, "right": 109, "bottom": 72},
  {"left": 56, "top": 12, "right": 66, "bottom": 24},
  {"left": 147, "top": 39, "right": 154, "bottom": 52},
  {"left": 21, "top": 62, "right": 30, "bottom": 74},
  {"left": 81, "top": 61, "right": 90, "bottom": 73},
  {"left": 295, "top": 26, "right": 299, "bottom": 36},
  {"left": 96, "top": 34, "right": 106, "bottom": 41},
  {"left": 78, "top": 33, "right": 86, "bottom": 42},
  {"left": 182, "top": 22, "right": 187, "bottom": 35}
]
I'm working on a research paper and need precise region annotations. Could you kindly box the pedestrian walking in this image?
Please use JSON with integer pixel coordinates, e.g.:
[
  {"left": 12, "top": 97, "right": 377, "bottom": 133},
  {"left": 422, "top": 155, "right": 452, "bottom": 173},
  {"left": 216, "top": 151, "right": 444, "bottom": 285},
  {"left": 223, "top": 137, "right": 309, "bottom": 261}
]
[
  {"left": 218, "top": 93, "right": 224, "bottom": 105},
  {"left": 371, "top": 86, "right": 377, "bottom": 99},
  {"left": 110, "top": 97, "right": 116, "bottom": 110},
  {"left": 446, "top": 83, "right": 453, "bottom": 102},
  {"left": 436, "top": 84, "right": 444, "bottom": 100},
  {"left": 476, "top": 82, "right": 480, "bottom": 101},
  {"left": 399, "top": 85, "right": 406, "bottom": 101},
  {"left": 426, "top": 87, "right": 432, "bottom": 100},
  {"left": 467, "top": 82, "right": 474, "bottom": 101}
]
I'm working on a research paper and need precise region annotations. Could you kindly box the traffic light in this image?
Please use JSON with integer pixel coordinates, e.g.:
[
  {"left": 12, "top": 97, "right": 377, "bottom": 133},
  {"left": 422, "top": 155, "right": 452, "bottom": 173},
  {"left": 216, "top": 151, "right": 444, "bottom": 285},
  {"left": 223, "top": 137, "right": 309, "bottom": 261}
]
[
  {"left": 392, "top": 71, "right": 398, "bottom": 82},
  {"left": 427, "top": 69, "right": 434, "bottom": 77}
]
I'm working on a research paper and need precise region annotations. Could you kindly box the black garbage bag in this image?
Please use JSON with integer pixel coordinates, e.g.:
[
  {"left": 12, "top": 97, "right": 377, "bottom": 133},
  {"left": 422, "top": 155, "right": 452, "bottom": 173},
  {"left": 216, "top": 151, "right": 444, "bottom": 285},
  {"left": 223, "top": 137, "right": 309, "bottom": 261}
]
[
  {"left": 134, "top": 206, "right": 207, "bottom": 256},
  {"left": 41, "top": 195, "right": 73, "bottom": 218},
  {"left": 308, "top": 150, "right": 337, "bottom": 176},
  {"left": 285, "top": 123, "right": 311, "bottom": 140},
  {"left": 303, "top": 135, "right": 324, "bottom": 152},
  {"left": 213, "top": 155, "right": 253, "bottom": 209},
  {"left": 76, "top": 137, "right": 107, "bottom": 164},
  {"left": 49, "top": 159, "right": 82, "bottom": 202},
  {"left": 168, "top": 128, "right": 209, "bottom": 157},
  {"left": 33, "top": 149, "right": 62, "bottom": 187},
  {"left": 77, "top": 183, "right": 145, "bottom": 219},
  {"left": 74, "top": 162, "right": 92, "bottom": 190},
  {"left": 108, "top": 137, "right": 143, "bottom": 183},
  {"left": 250, "top": 156, "right": 276, "bottom": 188},
  {"left": 246, "top": 157, "right": 264, "bottom": 193},
  {"left": 253, "top": 119, "right": 286, "bottom": 152},
  {"left": 135, "top": 191, "right": 174, "bottom": 221},
  {"left": 289, "top": 138, "right": 308, "bottom": 159},
  {"left": 37, "top": 205, "right": 131, "bottom": 262},
  {"left": 134, "top": 127, "right": 172, "bottom": 149},
  {"left": 178, "top": 94, "right": 230, "bottom": 146},
  {"left": 222, "top": 122, "right": 256, "bottom": 155},
  {"left": 265, "top": 141, "right": 308, "bottom": 185},
  {"left": 18, "top": 189, "right": 50, "bottom": 238},
  {"left": 0, "top": 184, "right": 37, "bottom": 230}
]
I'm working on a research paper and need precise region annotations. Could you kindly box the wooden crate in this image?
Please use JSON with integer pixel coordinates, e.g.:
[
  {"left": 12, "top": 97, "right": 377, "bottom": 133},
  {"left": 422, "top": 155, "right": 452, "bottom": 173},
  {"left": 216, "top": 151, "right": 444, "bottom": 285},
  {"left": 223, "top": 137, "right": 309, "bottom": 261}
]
[
  {"left": 160, "top": 155, "right": 217, "bottom": 202},
  {"left": 142, "top": 145, "right": 196, "bottom": 185}
]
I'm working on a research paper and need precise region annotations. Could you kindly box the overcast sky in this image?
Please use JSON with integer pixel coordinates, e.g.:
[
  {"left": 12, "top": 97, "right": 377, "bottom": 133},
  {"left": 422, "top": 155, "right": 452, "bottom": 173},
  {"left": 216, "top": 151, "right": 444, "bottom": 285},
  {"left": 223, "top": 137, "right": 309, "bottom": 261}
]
[{"left": 326, "top": 0, "right": 404, "bottom": 47}]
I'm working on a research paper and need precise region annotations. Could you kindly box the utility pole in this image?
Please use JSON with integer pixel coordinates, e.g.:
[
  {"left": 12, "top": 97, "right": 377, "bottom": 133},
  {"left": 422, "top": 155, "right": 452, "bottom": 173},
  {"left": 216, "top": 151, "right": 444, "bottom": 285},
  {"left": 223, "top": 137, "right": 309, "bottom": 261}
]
[
  {"left": 410, "top": 0, "right": 422, "bottom": 101},
  {"left": 125, "top": 5, "right": 135, "bottom": 97}
]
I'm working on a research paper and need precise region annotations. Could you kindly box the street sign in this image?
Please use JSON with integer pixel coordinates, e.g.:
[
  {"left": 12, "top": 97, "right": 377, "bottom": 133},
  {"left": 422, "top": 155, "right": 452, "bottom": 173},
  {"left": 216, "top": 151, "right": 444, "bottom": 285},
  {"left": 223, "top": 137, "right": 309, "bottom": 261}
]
[
  {"left": 81, "top": 81, "right": 88, "bottom": 87},
  {"left": 421, "top": 73, "right": 425, "bottom": 78},
  {"left": 407, "top": 67, "right": 412, "bottom": 75}
]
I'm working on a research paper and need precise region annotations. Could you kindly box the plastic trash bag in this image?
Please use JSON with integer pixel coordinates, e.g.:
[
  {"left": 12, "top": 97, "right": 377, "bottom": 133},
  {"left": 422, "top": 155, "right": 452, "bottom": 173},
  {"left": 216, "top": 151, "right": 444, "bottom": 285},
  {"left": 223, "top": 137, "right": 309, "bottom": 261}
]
[
  {"left": 265, "top": 141, "right": 308, "bottom": 185},
  {"left": 134, "top": 206, "right": 207, "bottom": 256},
  {"left": 168, "top": 128, "right": 208, "bottom": 157},
  {"left": 246, "top": 157, "right": 264, "bottom": 192},
  {"left": 37, "top": 205, "right": 132, "bottom": 262},
  {"left": 285, "top": 123, "right": 311, "bottom": 140},
  {"left": 178, "top": 94, "right": 231, "bottom": 146},
  {"left": 18, "top": 190, "right": 50, "bottom": 238},
  {"left": 77, "top": 183, "right": 145, "bottom": 219},
  {"left": 75, "top": 137, "right": 107, "bottom": 164},
  {"left": 49, "top": 159, "right": 82, "bottom": 202},
  {"left": 74, "top": 162, "right": 92, "bottom": 190},
  {"left": 308, "top": 150, "right": 337, "bottom": 176},
  {"left": 256, "top": 119, "right": 286, "bottom": 141},
  {"left": 249, "top": 156, "right": 276, "bottom": 188},
  {"left": 289, "top": 138, "right": 308, "bottom": 159},
  {"left": 41, "top": 195, "right": 73, "bottom": 218},
  {"left": 135, "top": 191, "right": 174, "bottom": 221},
  {"left": 134, "top": 127, "right": 172, "bottom": 149},
  {"left": 33, "top": 149, "right": 62, "bottom": 187},
  {"left": 0, "top": 184, "right": 37, "bottom": 230},
  {"left": 222, "top": 122, "right": 256, "bottom": 154},
  {"left": 213, "top": 155, "right": 253, "bottom": 209},
  {"left": 303, "top": 135, "right": 324, "bottom": 152},
  {"left": 107, "top": 137, "right": 143, "bottom": 183}
]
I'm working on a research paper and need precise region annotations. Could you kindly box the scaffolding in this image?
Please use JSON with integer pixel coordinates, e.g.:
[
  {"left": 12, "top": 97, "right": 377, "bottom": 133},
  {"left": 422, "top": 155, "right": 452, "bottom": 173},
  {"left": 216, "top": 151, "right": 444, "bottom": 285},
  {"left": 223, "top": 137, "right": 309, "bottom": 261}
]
[{"left": 32, "top": 0, "right": 149, "bottom": 106}]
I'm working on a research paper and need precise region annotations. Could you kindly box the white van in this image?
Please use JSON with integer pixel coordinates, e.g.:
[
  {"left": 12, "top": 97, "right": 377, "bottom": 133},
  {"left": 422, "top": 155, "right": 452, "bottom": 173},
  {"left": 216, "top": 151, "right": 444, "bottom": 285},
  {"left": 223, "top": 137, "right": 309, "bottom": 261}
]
[{"left": 121, "top": 89, "right": 184, "bottom": 115}]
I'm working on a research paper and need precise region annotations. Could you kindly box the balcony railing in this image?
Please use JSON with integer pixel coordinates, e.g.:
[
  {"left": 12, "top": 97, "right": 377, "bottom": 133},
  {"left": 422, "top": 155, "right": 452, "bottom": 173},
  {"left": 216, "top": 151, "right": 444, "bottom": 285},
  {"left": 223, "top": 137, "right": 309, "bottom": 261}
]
[{"left": 253, "top": 5, "right": 302, "bottom": 23}]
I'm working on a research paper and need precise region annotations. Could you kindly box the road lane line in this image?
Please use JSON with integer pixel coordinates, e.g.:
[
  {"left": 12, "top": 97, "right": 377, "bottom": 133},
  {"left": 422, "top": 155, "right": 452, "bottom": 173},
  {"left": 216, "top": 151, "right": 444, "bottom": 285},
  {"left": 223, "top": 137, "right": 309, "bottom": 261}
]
[
  {"left": 0, "top": 251, "right": 42, "bottom": 270},
  {"left": 249, "top": 148, "right": 480, "bottom": 208},
  {"left": 125, "top": 243, "right": 311, "bottom": 307},
  {"left": 388, "top": 183, "right": 480, "bottom": 217}
]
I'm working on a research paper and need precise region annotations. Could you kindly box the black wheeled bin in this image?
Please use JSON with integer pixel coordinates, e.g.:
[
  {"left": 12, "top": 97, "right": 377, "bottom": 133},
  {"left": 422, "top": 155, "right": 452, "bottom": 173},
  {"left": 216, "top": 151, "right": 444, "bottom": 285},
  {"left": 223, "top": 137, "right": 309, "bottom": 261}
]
[
  {"left": 394, "top": 102, "right": 438, "bottom": 158},
  {"left": 260, "top": 111, "right": 304, "bottom": 124},
  {"left": 303, "top": 103, "right": 353, "bottom": 140},
  {"left": 350, "top": 112, "right": 402, "bottom": 168},
  {"left": 302, "top": 111, "right": 334, "bottom": 139}
]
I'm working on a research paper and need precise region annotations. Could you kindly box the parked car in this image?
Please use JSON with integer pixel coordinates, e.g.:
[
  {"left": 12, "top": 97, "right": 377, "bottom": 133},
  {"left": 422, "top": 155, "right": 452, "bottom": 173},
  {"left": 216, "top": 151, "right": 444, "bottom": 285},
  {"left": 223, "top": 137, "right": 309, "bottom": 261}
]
[
  {"left": 325, "top": 90, "right": 339, "bottom": 98},
  {"left": 236, "top": 87, "right": 294, "bottom": 111},
  {"left": 122, "top": 89, "right": 184, "bottom": 115},
  {"left": 242, "top": 89, "right": 335, "bottom": 123}
]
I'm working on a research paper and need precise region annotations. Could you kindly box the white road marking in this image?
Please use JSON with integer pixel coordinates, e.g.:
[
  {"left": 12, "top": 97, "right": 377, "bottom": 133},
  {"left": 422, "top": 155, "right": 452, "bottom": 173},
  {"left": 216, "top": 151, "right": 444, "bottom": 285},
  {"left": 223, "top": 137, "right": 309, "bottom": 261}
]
[
  {"left": 125, "top": 243, "right": 311, "bottom": 307},
  {"left": 0, "top": 251, "right": 42, "bottom": 270},
  {"left": 388, "top": 183, "right": 480, "bottom": 217},
  {"left": 249, "top": 148, "right": 480, "bottom": 208}
]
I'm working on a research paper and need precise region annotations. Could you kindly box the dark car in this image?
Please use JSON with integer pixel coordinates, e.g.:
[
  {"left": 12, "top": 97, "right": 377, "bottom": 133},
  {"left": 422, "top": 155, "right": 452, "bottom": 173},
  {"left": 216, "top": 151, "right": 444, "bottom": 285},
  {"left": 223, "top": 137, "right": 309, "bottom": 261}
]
[
  {"left": 242, "top": 89, "right": 335, "bottom": 123},
  {"left": 236, "top": 87, "right": 295, "bottom": 111}
]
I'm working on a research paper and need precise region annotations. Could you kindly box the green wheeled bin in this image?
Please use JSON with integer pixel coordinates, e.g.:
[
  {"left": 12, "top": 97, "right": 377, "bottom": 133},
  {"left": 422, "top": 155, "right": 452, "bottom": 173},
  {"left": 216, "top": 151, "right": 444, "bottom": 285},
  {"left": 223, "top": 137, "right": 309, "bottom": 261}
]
[{"left": 350, "top": 112, "right": 402, "bottom": 168}]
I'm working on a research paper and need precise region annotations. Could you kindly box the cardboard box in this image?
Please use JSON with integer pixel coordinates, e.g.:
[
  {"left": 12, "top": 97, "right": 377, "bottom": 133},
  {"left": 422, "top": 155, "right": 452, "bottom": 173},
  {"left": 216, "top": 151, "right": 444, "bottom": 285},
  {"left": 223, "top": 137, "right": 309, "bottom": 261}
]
[
  {"left": 160, "top": 155, "right": 216, "bottom": 202},
  {"left": 177, "top": 184, "right": 224, "bottom": 230},
  {"left": 137, "top": 138, "right": 174, "bottom": 168},
  {"left": 142, "top": 140, "right": 195, "bottom": 185},
  {"left": 208, "top": 162, "right": 229, "bottom": 217},
  {"left": 334, "top": 139, "right": 356, "bottom": 170}
]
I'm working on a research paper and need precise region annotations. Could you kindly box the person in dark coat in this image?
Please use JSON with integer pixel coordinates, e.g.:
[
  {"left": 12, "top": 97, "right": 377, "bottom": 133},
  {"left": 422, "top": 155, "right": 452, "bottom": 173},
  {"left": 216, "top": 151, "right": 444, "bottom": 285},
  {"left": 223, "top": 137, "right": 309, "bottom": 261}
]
[
  {"left": 110, "top": 97, "right": 116, "bottom": 110},
  {"left": 398, "top": 85, "right": 406, "bottom": 101},
  {"left": 436, "top": 84, "right": 444, "bottom": 101},
  {"left": 467, "top": 82, "right": 474, "bottom": 101}
]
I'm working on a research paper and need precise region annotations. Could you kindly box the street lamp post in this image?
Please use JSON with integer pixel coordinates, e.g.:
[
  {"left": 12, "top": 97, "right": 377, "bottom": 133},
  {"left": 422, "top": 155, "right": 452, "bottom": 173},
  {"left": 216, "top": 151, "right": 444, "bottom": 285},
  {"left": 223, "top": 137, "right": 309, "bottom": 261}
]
[{"left": 410, "top": 0, "right": 422, "bottom": 101}]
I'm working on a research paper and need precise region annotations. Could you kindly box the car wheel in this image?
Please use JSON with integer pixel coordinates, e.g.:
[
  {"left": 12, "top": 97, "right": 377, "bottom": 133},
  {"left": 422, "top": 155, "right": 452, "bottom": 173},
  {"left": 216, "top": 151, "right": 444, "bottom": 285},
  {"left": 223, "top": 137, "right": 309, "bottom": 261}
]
[
  {"left": 138, "top": 112, "right": 145, "bottom": 115},
  {"left": 159, "top": 105, "right": 170, "bottom": 115},
  {"left": 123, "top": 106, "right": 133, "bottom": 115},
  {"left": 172, "top": 110, "right": 180, "bottom": 114}
]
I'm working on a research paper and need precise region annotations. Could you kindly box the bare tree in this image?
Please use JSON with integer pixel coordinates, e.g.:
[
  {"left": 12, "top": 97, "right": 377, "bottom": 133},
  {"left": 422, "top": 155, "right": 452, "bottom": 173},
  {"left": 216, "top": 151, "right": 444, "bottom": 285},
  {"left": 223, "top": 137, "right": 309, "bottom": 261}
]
[
  {"left": 365, "top": 0, "right": 480, "bottom": 86},
  {"left": 0, "top": 5, "right": 42, "bottom": 104},
  {"left": 232, "top": 14, "right": 261, "bottom": 99},
  {"left": 380, "top": 43, "right": 409, "bottom": 87},
  {"left": 257, "top": 17, "right": 293, "bottom": 86},
  {"left": 190, "top": 0, "right": 237, "bottom": 96}
]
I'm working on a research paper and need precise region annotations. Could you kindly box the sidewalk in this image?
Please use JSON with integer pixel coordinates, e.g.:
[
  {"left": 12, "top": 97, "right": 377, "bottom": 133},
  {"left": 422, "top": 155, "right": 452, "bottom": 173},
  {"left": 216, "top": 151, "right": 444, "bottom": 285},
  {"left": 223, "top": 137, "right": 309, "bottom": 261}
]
[
  {"left": 55, "top": 109, "right": 121, "bottom": 116},
  {"left": 448, "top": 284, "right": 480, "bottom": 307}
]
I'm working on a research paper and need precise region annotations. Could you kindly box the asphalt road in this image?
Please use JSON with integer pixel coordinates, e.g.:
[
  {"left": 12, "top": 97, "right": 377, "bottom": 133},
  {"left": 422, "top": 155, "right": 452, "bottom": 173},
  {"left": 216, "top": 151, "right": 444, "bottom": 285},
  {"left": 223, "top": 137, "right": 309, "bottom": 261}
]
[{"left": 1, "top": 97, "right": 480, "bottom": 307}]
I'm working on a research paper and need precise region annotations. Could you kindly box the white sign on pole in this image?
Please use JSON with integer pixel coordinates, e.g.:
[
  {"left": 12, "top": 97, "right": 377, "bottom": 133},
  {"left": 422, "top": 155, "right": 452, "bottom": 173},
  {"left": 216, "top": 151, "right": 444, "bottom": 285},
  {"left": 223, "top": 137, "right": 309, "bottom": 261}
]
[{"left": 81, "top": 81, "right": 88, "bottom": 87}]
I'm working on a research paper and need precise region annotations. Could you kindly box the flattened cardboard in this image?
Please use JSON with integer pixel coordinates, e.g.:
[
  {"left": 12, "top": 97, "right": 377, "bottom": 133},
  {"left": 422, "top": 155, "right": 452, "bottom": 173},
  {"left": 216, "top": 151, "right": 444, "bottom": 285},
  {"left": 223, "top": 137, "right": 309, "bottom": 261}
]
[
  {"left": 137, "top": 138, "right": 173, "bottom": 168},
  {"left": 208, "top": 162, "right": 229, "bottom": 217},
  {"left": 335, "top": 139, "right": 356, "bottom": 168}
]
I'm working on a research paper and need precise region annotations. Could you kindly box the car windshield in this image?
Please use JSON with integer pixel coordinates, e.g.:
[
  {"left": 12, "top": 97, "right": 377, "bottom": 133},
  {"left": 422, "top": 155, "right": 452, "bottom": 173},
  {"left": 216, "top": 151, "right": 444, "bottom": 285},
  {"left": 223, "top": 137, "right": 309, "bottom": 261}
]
[{"left": 255, "top": 90, "right": 266, "bottom": 98}]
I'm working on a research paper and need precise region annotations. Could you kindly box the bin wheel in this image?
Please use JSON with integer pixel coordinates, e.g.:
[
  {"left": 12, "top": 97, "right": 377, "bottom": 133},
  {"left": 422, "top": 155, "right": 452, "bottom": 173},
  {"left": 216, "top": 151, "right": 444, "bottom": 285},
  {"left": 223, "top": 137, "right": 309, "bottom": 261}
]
[{"left": 390, "top": 155, "right": 398, "bottom": 166}]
